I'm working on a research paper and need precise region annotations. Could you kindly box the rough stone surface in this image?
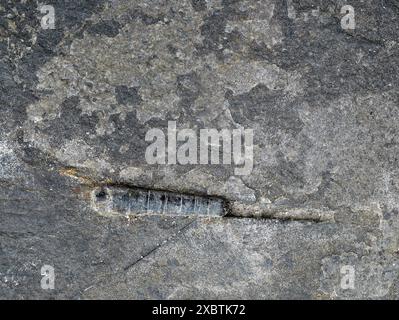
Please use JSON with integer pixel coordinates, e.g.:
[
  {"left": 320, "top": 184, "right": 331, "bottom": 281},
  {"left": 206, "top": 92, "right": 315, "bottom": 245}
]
[{"left": 1, "top": 0, "right": 398, "bottom": 299}]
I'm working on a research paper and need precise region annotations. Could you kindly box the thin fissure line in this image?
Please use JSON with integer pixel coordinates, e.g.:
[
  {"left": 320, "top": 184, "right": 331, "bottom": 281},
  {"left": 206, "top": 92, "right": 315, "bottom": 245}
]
[{"left": 123, "top": 219, "right": 196, "bottom": 271}]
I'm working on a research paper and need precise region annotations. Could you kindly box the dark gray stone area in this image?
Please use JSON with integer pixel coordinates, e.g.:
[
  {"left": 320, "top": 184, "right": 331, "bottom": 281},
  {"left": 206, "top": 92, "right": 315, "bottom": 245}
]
[{"left": 0, "top": 0, "right": 398, "bottom": 299}]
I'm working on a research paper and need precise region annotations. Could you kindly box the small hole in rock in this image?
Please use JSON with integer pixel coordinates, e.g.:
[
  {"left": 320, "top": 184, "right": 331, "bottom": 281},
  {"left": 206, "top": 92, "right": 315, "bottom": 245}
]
[{"left": 96, "top": 190, "right": 108, "bottom": 201}]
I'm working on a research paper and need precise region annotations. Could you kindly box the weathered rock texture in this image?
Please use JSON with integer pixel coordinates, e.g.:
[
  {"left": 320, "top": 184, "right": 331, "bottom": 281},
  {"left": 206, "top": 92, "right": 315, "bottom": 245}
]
[{"left": 1, "top": 0, "right": 398, "bottom": 299}]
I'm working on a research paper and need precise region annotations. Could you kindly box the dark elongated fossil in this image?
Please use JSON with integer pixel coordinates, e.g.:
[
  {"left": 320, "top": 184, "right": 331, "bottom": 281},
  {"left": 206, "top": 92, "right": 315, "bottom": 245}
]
[
  {"left": 92, "top": 186, "right": 227, "bottom": 217},
  {"left": 90, "top": 185, "right": 334, "bottom": 222},
  {"left": 61, "top": 167, "right": 334, "bottom": 222}
]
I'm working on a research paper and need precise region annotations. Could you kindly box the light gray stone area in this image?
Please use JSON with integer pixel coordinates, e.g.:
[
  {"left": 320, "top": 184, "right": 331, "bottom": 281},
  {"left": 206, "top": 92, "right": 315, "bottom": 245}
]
[{"left": 1, "top": 0, "right": 398, "bottom": 299}]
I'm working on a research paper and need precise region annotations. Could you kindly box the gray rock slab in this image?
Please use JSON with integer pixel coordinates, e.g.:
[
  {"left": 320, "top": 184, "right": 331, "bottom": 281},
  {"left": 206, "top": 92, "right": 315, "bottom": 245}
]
[{"left": 0, "top": 0, "right": 398, "bottom": 299}]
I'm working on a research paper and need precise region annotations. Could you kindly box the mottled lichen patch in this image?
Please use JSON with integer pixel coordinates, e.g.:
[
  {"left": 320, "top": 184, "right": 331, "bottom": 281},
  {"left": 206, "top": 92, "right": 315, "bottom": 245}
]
[
  {"left": 21, "top": 0, "right": 399, "bottom": 215},
  {"left": 22, "top": 0, "right": 299, "bottom": 204}
]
